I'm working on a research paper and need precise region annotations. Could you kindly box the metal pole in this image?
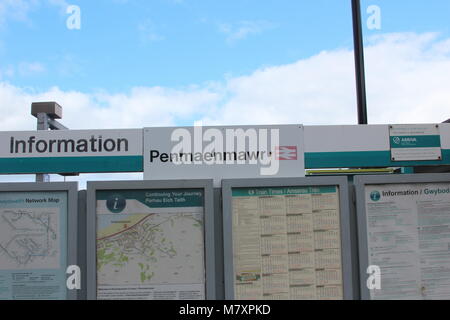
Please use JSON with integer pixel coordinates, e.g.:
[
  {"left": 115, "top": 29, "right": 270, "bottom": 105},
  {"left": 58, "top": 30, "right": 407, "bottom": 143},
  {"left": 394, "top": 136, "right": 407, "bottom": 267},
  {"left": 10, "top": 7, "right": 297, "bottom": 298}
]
[
  {"left": 31, "top": 102, "right": 68, "bottom": 182},
  {"left": 352, "top": 0, "right": 368, "bottom": 124},
  {"left": 36, "top": 113, "right": 50, "bottom": 182}
]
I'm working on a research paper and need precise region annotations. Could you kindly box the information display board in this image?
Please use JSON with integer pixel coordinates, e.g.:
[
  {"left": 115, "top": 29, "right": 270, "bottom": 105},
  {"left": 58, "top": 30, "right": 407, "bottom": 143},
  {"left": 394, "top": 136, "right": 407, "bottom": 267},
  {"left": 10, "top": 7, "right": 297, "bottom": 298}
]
[
  {"left": 222, "top": 177, "right": 353, "bottom": 300},
  {"left": 86, "top": 180, "right": 215, "bottom": 300},
  {"left": 355, "top": 173, "right": 450, "bottom": 300},
  {"left": 0, "top": 182, "right": 78, "bottom": 300}
]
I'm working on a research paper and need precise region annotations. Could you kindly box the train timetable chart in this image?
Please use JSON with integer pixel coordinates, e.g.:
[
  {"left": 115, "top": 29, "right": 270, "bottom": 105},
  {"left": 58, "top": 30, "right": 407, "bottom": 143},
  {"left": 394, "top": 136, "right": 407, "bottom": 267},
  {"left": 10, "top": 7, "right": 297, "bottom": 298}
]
[{"left": 230, "top": 185, "right": 344, "bottom": 300}]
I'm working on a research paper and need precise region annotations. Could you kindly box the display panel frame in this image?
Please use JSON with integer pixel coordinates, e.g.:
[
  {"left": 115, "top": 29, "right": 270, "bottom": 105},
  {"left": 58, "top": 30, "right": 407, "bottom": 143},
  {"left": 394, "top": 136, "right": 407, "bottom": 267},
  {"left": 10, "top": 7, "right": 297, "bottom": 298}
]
[
  {"left": 222, "top": 177, "right": 354, "bottom": 300},
  {"left": 355, "top": 173, "right": 450, "bottom": 300},
  {"left": 86, "top": 179, "right": 215, "bottom": 300},
  {"left": 0, "top": 182, "right": 78, "bottom": 300}
]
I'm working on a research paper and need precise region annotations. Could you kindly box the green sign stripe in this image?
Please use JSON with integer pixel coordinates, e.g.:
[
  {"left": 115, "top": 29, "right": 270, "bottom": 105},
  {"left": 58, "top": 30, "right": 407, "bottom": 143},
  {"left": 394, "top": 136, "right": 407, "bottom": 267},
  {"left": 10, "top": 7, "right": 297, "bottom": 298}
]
[
  {"left": 0, "top": 150, "right": 449, "bottom": 174},
  {"left": 97, "top": 189, "right": 203, "bottom": 208},
  {"left": 0, "top": 156, "right": 142, "bottom": 174},
  {"left": 305, "top": 150, "right": 450, "bottom": 168},
  {"left": 390, "top": 135, "right": 441, "bottom": 148},
  {"left": 232, "top": 186, "right": 337, "bottom": 197},
  {"left": 306, "top": 151, "right": 388, "bottom": 168}
]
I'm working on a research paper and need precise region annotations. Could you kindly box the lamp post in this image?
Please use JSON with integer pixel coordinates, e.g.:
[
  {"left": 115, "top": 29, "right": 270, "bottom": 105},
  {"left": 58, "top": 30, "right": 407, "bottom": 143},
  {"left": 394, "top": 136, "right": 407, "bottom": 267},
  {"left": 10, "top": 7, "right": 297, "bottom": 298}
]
[{"left": 352, "top": 0, "right": 368, "bottom": 124}]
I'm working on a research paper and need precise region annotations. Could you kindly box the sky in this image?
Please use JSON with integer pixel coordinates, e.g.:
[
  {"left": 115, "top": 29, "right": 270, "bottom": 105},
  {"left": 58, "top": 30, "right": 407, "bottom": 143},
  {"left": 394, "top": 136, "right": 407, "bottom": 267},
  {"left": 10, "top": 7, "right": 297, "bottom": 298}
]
[{"left": 1, "top": 0, "right": 450, "bottom": 185}]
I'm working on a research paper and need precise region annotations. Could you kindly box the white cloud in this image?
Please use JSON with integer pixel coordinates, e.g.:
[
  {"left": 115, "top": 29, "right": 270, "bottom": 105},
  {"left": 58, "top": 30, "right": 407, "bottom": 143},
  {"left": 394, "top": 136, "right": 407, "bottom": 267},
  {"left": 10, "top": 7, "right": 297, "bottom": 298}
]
[
  {"left": 0, "top": 83, "right": 221, "bottom": 130},
  {"left": 46, "top": 0, "right": 70, "bottom": 14},
  {"left": 364, "top": 32, "right": 450, "bottom": 124},
  {"left": 204, "top": 32, "right": 450, "bottom": 125},
  {"left": 56, "top": 54, "right": 83, "bottom": 77},
  {"left": 0, "top": 32, "right": 449, "bottom": 134},
  {"left": 138, "top": 20, "right": 165, "bottom": 43},
  {"left": 0, "top": 62, "right": 45, "bottom": 79},
  {"left": 0, "top": 0, "right": 37, "bottom": 27},
  {"left": 218, "top": 20, "right": 274, "bottom": 44},
  {"left": 18, "top": 61, "right": 45, "bottom": 76},
  {"left": 0, "top": 65, "right": 14, "bottom": 79},
  {"left": 0, "top": 0, "right": 69, "bottom": 27}
]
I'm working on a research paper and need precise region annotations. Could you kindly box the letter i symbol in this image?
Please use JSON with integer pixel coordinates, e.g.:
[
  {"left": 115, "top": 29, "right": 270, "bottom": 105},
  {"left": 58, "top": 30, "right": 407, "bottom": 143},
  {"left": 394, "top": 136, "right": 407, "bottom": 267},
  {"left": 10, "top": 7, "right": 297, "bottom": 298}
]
[{"left": 106, "top": 194, "right": 126, "bottom": 213}]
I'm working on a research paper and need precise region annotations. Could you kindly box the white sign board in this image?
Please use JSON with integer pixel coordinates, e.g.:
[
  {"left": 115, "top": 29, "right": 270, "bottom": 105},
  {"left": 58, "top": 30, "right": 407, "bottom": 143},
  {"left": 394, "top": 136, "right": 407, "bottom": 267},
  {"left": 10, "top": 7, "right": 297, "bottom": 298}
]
[
  {"left": 364, "top": 182, "right": 450, "bottom": 299},
  {"left": 0, "top": 129, "right": 142, "bottom": 158},
  {"left": 0, "top": 129, "right": 143, "bottom": 173},
  {"left": 389, "top": 124, "right": 442, "bottom": 161},
  {"left": 144, "top": 125, "right": 304, "bottom": 186}
]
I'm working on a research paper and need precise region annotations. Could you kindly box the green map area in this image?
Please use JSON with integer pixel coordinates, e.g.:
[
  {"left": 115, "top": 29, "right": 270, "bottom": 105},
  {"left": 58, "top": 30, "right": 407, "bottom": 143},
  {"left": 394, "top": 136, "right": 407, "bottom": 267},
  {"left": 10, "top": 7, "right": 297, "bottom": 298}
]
[{"left": 97, "top": 212, "right": 204, "bottom": 286}]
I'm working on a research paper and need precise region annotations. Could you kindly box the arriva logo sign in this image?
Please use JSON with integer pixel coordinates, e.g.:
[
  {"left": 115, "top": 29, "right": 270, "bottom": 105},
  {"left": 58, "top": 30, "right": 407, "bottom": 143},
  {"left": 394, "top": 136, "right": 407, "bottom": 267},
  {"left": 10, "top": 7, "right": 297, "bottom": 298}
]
[
  {"left": 401, "top": 137, "right": 417, "bottom": 143},
  {"left": 393, "top": 136, "right": 418, "bottom": 145}
]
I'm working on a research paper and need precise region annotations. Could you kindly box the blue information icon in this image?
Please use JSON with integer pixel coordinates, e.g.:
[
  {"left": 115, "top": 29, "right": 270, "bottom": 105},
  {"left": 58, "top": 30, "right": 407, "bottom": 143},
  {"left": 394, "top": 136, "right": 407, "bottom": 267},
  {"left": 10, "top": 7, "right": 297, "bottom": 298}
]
[
  {"left": 106, "top": 194, "right": 126, "bottom": 213},
  {"left": 370, "top": 191, "right": 381, "bottom": 202}
]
